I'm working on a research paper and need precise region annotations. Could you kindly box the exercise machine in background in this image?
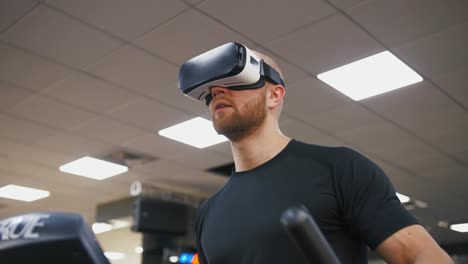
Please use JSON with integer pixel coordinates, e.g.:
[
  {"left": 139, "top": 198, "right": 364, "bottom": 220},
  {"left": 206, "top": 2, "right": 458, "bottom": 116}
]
[{"left": 0, "top": 212, "right": 109, "bottom": 264}]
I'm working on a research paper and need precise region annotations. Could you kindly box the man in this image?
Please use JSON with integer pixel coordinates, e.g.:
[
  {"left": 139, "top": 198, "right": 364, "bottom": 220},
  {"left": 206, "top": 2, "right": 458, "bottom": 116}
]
[{"left": 179, "top": 43, "right": 453, "bottom": 263}]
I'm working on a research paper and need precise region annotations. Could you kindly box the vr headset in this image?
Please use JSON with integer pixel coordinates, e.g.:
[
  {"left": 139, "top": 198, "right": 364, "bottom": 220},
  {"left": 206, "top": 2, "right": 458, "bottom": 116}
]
[{"left": 178, "top": 42, "right": 285, "bottom": 105}]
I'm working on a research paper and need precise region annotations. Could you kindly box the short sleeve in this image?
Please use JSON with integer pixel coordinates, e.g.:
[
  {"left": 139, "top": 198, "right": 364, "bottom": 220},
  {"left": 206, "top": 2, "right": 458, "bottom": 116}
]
[
  {"left": 334, "top": 148, "right": 419, "bottom": 250},
  {"left": 193, "top": 201, "right": 209, "bottom": 264}
]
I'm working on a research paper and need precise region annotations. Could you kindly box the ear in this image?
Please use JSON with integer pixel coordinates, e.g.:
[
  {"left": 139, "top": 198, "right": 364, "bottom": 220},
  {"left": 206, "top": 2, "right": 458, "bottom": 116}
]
[{"left": 266, "top": 84, "right": 285, "bottom": 109}]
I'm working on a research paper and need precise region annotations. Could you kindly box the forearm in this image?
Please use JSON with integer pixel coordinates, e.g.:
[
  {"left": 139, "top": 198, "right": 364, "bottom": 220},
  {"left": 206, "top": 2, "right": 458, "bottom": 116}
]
[{"left": 413, "top": 248, "right": 453, "bottom": 264}]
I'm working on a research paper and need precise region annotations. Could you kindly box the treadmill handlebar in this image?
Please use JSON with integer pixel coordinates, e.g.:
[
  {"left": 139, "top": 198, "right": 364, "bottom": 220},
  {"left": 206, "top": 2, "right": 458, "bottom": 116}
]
[{"left": 281, "top": 205, "right": 341, "bottom": 264}]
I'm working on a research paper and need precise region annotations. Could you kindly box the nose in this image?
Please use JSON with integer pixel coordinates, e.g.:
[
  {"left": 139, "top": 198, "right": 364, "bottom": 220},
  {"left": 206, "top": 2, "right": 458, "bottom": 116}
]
[{"left": 210, "top": 86, "right": 227, "bottom": 98}]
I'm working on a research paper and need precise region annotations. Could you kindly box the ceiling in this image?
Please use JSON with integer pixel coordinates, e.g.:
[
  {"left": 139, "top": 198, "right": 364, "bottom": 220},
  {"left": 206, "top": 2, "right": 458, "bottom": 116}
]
[{"left": 1, "top": 0, "right": 468, "bottom": 258}]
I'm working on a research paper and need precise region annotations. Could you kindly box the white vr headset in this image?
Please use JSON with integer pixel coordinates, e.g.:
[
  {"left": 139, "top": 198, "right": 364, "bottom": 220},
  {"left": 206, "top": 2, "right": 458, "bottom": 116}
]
[{"left": 178, "top": 42, "right": 285, "bottom": 105}]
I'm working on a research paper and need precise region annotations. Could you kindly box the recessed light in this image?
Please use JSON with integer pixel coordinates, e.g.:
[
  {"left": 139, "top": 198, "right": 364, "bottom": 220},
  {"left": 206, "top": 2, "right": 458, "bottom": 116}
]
[
  {"left": 59, "top": 156, "right": 128, "bottom": 180},
  {"left": 135, "top": 247, "right": 144, "bottom": 254},
  {"left": 92, "top": 222, "right": 113, "bottom": 234},
  {"left": 450, "top": 223, "right": 468, "bottom": 233},
  {"left": 104, "top": 252, "right": 125, "bottom": 260},
  {"left": 169, "top": 256, "right": 179, "bottom": 263},
  {"left": 92, "top": 219, "right": 131, "bottom": 234},
  {"left": 158, "top": 117, "right": 228, "bottom": 148},
  {"left": 0, "top": 184, "right": 49, "bottom": 202},
  {"left": 317, "top": 51, "right": 423, "bottom": 101}
]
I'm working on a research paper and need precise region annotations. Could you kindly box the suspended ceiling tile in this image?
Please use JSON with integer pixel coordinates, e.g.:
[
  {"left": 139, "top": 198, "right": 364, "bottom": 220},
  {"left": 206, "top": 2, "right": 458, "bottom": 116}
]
[
  {"left": 89, "top": 45, "right": 178, "bottom": 98},
  {"left": 395, "top": 21, "right": 468, "bottom": 77},
  {"left": 1, "top": 5, "right": 123, "bottom": 69},
  {"left": 337, "top": 121, "right": 463, "bottom": 175},
  {"left": 402, "top": 151, "right": 466, "bottom": 178},
  {"left": 326, "top": 0, "right": 369, "bottom": 10},
  {"left": 132, "top": 158, "right": 194, "bottom": 180},
  {"left": 37, "top": 131, "right": 111, "bottom": 157},
  {"left": 283, "top": 119, "right": 348, "bottom": 146},
  {"left": 151, "top": 83, "right": 209, "bottom": 116},
  {"left": 44, "top": 72, "right": 140, "bottom": 114},
  {"left": 454, "top": 149, "right": 468, "bottom": 165},
  {"left": 107, "top": 96, "right": 193, "bottom": 131},
  {"left": 283, "top": 77, "right": 352, "bottom": 121},
  {"left": 363, "top": 81, "right": 468, "bottom": 143},
  {"left": 0, "top": 0, "right": 38, "bottom": 32},
  {"left": 0, "top": 113, "right": 59, "bottom": 144},
  {"left": 348, "top": 0, "right": 468, "bottom": 47},
  {"left": 47, "top": 0, "right": 188, "bottom": 40},
  {"left": 123, "top": 131, "right": 232, "bottom": 170},
  {"left": 295, "top": 102, "right": 382, "bottom": 133},
  {"left": 424, "top": 167, "right": 468, "bottom": 199},
  {"left": 0, "top": 82, "right": 33, "bottom": 112},
  {"left": 205, "top": 141, "right": 232, "bottom": 157},
  {"left": 337, "top": 121, "right": 417, "bottom": 154},
  {"left": 427, "top": 126, "right": 468, "bottom": 160},
  {"left": 73, "top": 117, "right": 148, "bottom": 144},
  {"left": 265, "top": 14, "right": 383, "bottom": 75},
  {"left": 280, "top": 118, "right": 331, "bottom": 144},
  {"left": 122, "top": 132, "right": 199, "bottom": 161},
  {"left": 185, "top": 0, "right": 205, "bottom": 5},
  {"left": 432, "top": 66, "right": 468, "bottom": 109},
  {"left": 7, "top": 94, "right": 96, "bottom": 130},
  {"left": 136, "top": 9, "right": 253, "bottom": 64},
  {"left": 198, "top": 0, "right": 335, "bottom": 43},
  {"left": 0, "top": 43, "right": 73, "bottom": 91},
  {"left": 0, "top": 138, "right": 75, "bottom": 168}
]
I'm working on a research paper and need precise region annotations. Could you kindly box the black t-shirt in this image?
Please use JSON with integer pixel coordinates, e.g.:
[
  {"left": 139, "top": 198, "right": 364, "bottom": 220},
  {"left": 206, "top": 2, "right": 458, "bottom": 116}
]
[{"left": 194, "top": 139, "right": 418, "bottom": 264}]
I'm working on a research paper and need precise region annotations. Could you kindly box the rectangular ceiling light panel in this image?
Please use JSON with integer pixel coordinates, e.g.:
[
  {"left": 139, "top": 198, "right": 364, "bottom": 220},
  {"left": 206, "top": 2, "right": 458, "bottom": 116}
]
[
  {"left": 59, "top": 157, "right": 128, "bottom": 180},
  {"left": 317, "top": 51, "right": 423, "bottom": 101},
  {"left": 450, "top": 223, "right": 468, "bottom": 233},
  {"left": 0, "top": 185, "right": 50, "bottom": 202},
  {"left": 158, "top": 117, "right": 228, "bottom": 148}
]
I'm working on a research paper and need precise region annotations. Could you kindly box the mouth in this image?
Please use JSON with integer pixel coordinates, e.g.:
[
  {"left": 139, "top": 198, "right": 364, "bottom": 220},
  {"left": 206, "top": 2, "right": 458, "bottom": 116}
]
[{"left": 213, "top": 101, "right": 232, "bottom": 112}]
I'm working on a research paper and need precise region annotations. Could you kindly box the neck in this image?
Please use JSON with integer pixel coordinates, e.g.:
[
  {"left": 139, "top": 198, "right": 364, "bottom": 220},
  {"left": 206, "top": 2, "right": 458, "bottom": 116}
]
[{"left": 229, "top": 117, "right": 291, "bottom": 172}]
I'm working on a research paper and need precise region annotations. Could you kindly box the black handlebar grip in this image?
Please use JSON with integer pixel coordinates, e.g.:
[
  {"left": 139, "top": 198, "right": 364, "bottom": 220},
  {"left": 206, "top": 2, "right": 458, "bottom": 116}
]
[{"left": 281, "top": 205, "right": 341, "bottom": 264}]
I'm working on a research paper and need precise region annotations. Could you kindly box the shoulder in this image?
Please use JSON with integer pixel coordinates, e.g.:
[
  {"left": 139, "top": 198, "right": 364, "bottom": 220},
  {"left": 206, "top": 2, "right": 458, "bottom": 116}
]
[
  {"left": 196, "top": 192, "right": 218, "bottom": 220},
  {"left": 290, "top": 139, "right": 365, "bottom": 164},
  {"left": 289, "top": 139, "right": 337, "bottom": 155}
]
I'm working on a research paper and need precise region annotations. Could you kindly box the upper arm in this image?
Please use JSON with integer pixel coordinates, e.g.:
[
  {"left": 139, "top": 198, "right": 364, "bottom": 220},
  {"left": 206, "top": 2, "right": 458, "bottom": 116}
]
[
  {"left": 334, "top": 149, "right": 452, "bottom": 263},
  {"left": 193, "top": 201, "right": 210, "bottom": 264},
  {"left": 376, "top": 224, "right": 452, "bottom": 264},
  {"left": 335, "top": 148, "right": 419, "bottom": 249}
]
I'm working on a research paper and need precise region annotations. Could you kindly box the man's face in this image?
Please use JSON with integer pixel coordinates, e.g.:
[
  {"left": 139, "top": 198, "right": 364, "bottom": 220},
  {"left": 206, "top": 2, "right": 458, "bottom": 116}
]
[{"left": 209, "top": 87, "right": 267, "bottom": 141}]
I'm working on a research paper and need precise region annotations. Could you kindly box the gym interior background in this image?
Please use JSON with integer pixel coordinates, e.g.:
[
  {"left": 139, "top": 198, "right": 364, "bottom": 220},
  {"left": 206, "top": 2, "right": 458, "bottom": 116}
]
[{"left": 1, "top": 0, "right": 467, "bottom": 263}]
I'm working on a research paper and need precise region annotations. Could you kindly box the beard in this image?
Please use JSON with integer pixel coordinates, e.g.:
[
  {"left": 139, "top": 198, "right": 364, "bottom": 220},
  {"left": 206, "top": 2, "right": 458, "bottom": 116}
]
[{"left": 212, "top": 92, "right": 267, "bottom": 141}]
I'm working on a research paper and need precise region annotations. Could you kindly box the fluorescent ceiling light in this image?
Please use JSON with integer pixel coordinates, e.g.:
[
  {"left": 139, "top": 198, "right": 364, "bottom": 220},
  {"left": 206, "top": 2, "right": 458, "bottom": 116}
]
[
  {"left": 92, "top": 219, "right": 131, "bottom": 234},
  {"left": 396, "top": 192, "right": 410, "bottom": 203},
  {"left": 0, "top": 185, "right": 49, "bottom": 202},
  {"left": 104, "top": 252, "right": 125, "bottom": 260},
  {"left": 92, "top": 223, "right": 113, "bottom": 234},
  {"left": 109, "top": 219, "right": 130, "bottom": 229},
  {"left": 317, "top": 51, "right": 423, "bottom": 101},
  {"left": 450, "top": 223, "right": 468, "bottom": 233},
  {"left": 158, "top": 117, "right": 228, "bottom": 148},
  {"left": 169, "top": 256, "right": 179, "bottom": 263},
  {"left": 135, "top": 247, "right": 144, "bottom": 254},
  {"left": 59, "top": 156, "right": 128, "bottom": 180}
]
